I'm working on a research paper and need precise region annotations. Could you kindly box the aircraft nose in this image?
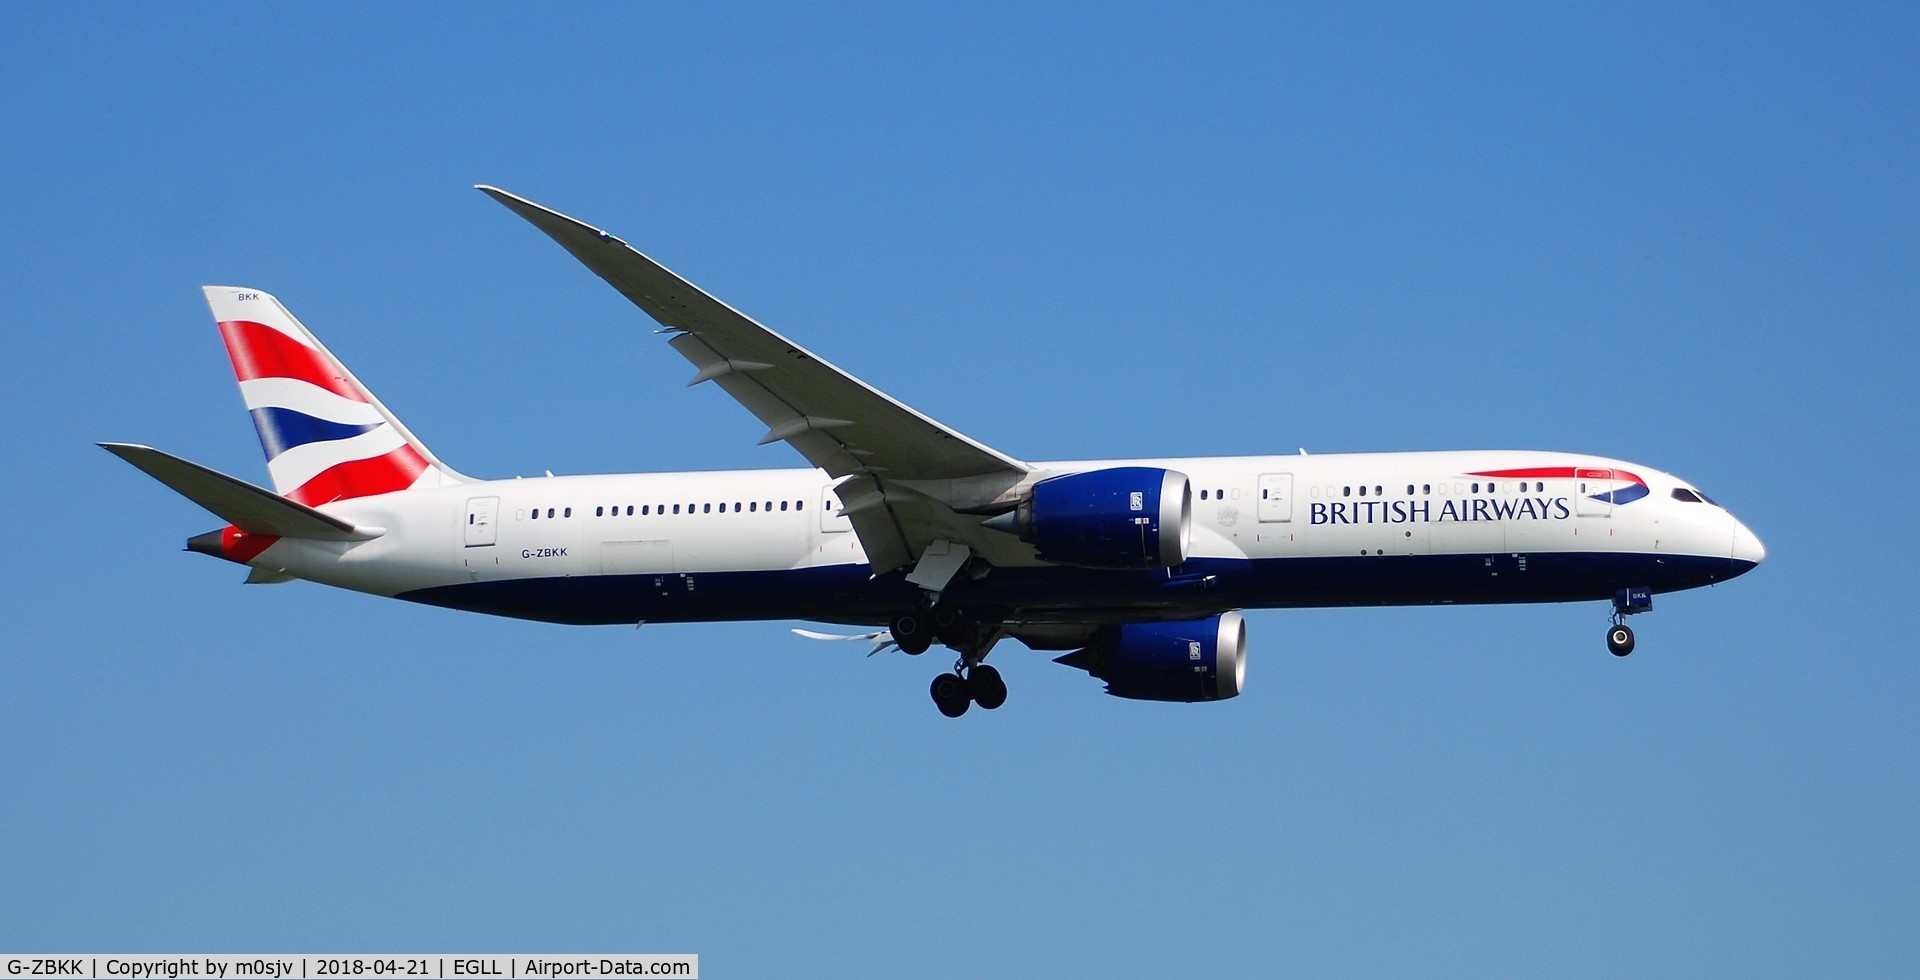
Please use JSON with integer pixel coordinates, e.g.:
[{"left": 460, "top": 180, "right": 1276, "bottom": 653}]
[{"left": 1731, "top": 520, "right": 1767, "bottom": 570}]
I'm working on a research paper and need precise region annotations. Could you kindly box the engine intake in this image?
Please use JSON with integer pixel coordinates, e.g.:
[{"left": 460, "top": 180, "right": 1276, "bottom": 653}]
[
  {"left": 1053, "top": 612, "right": 1247, "bottom": 702},
  {"left": 986, "top": 466, "right": 1191, "bottom": 569}
]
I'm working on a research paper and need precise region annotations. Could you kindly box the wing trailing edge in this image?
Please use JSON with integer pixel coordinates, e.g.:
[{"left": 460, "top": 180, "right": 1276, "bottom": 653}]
[{"left": 476, "top": 184, "right": 1037, "bottom": 574}]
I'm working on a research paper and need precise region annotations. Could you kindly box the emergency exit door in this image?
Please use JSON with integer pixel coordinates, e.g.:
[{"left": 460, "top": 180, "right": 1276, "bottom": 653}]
[
  {"left": 464, "top": 497, "right": 499, "bottom": 546},
  {"left": 1257, "top": 473, "right": 1294, "bottom": 522}
]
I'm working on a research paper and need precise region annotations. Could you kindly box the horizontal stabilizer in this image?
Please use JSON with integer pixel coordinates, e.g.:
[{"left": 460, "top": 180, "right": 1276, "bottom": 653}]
[{"left": 99, "top": 443, "right": 380, "bottom": 541}]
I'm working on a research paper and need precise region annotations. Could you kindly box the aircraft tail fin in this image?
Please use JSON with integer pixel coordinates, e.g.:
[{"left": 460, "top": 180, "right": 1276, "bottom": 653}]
[{"left": 203, "top": 286, "right": 467, "bottom": 505}]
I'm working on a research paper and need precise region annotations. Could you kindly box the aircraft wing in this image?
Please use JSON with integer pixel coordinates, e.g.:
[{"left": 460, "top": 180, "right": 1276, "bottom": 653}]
[{"left": 480, "top": 186, "right": 1032, "bottom": 575}]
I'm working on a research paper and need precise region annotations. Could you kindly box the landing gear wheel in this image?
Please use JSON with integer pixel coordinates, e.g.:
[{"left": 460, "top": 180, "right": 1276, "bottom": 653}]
[
  {"left": 968, "top": 664, "right": 1007, "bottom": 710},
  {"left": 1607, "top": 624, "right": 1635, "bottom": 657},
  {"left": 893, "top": 612, "right": 933, "bottom": 655},
  {"left": 930, "top": 672, "right": 971, "bottom": 717},
  {"left": 931, "top": 604, "right": 975, "bottom": 646}
]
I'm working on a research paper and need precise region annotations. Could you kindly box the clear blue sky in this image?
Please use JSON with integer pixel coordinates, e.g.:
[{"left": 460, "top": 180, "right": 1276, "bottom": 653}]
[{"left": 4, "top": 3, "right": 1916, "bottom": 975}]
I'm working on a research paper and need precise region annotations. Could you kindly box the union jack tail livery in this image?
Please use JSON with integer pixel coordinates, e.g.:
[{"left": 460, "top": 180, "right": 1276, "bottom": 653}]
[{"left": 206, "top": 286, "right": 465, "bottom": 505}]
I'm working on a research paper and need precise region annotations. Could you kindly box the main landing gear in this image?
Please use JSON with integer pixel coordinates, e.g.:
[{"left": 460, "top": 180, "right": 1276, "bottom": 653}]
[
  {"left": 891, "top": 603, "right": 974, "bottom": 656},
  {"left": 930, "top": 662, "right": 1006, "bottom": 718},
  {"left": 895, "top": 601, "right": 1006, "bottom": 717}
]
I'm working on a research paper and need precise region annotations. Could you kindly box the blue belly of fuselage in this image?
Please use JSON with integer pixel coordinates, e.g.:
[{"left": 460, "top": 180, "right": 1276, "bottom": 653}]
[{"left": 395, "top": 550, "right": 1755, "bottom": 627}]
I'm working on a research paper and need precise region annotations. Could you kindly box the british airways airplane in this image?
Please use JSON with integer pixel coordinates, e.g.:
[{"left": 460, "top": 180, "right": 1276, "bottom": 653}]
[{"left": 104, "top": 187, "right": 1765, "bottom": 717}]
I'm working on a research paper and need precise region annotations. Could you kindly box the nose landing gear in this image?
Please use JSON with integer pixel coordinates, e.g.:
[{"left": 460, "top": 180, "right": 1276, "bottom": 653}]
[
  {"left": 1607, "top": 586, "right": 1651, "bottom": 657},
  {"left": 1607, "top": 622, "right": 1635, "bottom": 657}
]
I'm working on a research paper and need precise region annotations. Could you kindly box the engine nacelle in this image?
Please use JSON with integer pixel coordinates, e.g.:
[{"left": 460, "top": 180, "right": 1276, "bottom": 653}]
[
  {"left": 987, "top": 466, "right": 1191, "bottom": 569},
  {"left": 1053, "top": 612, "right": 1247, "bottom": 702}
]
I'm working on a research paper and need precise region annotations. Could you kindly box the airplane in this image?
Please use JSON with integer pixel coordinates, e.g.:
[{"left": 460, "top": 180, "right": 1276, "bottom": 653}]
[{"left": 103, "top": 186, "right": 1766, "bottom": 717}]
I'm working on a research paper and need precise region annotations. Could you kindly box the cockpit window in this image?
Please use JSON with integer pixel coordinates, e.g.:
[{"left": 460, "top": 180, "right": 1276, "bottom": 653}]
[{"left": 1671, "top": 488, "right": 1704, "bottom": 503}]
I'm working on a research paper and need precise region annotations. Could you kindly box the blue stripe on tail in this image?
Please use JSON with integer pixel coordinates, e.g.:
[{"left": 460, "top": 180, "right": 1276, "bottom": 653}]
[{"left": 249, "top": 407, "right": 384, "bottom": 461}]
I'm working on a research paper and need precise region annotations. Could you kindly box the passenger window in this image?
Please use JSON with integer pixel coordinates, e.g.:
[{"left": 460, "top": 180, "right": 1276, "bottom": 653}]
[
  {"left": 595, "top": 506, "right": 604, "bottom": 517},
  {"left": 1200, "top": 490, "right": 1209, "bottom": 501},
  {"left": 1343, "top": 486, "right": 1351, "bottom": 497},
  {"left": 672, "top": 504, "right": 681, "bottom": 514},
  {"left": 780, "top": 501, "right": 789, "bottom": 511},
  {"left": 750, "top": 502, "right": 758, "bottom": 512},
  {"left": 1422, "top": 484, "right": 1431, "bottom": 495},
  {"left": 703, "top": 503, "right": 711, "bottom": 514}
]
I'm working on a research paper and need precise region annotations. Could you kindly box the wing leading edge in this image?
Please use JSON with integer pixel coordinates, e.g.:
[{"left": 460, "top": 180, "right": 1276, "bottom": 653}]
[{"left": 478, "top": 185, "right": 1032, "bottom": 575}]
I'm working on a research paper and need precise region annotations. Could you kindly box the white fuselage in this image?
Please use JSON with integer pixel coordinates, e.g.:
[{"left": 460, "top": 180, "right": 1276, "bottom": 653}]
[{"left": 241, "top": 449, "right": 1763, "bottom": 627}]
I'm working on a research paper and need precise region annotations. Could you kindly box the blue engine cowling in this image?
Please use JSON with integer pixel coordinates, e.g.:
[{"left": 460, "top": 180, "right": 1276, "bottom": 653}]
[
  {"left": 988, "top": 466, "right": 1191, "bottom": 569},
  {"left": 1053, "top": 612, "right": 1247, "bottom": 702}
]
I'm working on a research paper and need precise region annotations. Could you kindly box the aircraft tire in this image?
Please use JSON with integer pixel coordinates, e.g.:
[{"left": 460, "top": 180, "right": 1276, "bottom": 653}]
[
  {"left": 1607, "top": 625, "right": 1635, "bottom": 657},
  {"left": 969, "top": 664, "right": 1007, "bottom": 710},
  {"left": 931, "top": 673, "right": 971, "bottom": 717},
  {"left": 893, "top": 612, "right": 934, "bottom": 655}
]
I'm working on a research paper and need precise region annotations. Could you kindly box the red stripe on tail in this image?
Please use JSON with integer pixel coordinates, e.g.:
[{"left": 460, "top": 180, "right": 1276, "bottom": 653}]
[
  {"left": 287, "top": 445, "right": 430, "bottom": 507},
  {"left": 218, "top": 319, "right": 366, "bottom": 401}
]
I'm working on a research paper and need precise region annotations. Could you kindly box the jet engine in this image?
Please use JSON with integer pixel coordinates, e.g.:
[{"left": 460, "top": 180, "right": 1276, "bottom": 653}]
[
  {"left": 1053, "top": 612, "right": 1247, "bottom": 702},
  {"left": 984, "top": 466, "right": 1191, "bottom": 569}
]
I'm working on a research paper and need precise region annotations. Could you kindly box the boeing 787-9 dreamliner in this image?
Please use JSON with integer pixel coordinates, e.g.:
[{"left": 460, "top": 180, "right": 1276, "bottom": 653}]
[{"left": 104, "top": 187, "right": 1765, "bottom": 717}]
